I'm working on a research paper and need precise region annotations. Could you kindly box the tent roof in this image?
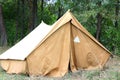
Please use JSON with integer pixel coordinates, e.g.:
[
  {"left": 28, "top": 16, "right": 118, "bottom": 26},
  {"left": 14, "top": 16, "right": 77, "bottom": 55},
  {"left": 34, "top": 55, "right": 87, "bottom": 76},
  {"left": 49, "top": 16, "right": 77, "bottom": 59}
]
[
  {"left": 32, "top": 10, "right": 112, "bottom": 56},
  {"left": 0, "top": 21, "right": 54, "bottom": 60}
]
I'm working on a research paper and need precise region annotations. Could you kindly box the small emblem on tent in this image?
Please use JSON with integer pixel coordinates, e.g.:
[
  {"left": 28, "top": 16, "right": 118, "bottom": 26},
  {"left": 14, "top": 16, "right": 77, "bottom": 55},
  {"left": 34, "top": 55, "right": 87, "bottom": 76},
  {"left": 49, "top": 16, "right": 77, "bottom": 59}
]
[{"left": 74, "top": 36, "right": 80, "bottom": 43}]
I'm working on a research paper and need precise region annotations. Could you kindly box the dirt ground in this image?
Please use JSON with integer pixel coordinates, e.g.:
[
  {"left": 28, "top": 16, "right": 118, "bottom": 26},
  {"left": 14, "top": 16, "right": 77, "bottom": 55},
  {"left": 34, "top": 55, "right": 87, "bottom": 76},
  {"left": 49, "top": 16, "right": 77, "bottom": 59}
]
[{"left": 0, "top": 47, "right": 120, "bottom": 80}]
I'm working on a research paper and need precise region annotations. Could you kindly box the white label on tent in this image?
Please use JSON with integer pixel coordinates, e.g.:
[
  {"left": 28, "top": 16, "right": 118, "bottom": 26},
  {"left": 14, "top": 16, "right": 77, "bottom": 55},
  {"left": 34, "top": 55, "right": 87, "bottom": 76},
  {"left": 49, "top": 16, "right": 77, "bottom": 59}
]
[{"left": 74, "top": 36, "right": 80, "bottom": 43}]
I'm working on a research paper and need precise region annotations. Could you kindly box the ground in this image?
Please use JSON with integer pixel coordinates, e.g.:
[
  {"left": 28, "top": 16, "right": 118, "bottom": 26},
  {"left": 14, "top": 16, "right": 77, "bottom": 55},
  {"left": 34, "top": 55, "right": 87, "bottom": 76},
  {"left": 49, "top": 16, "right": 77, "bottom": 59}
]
[{"left": 0, "top": 47, "right": 120, "bottom": 80}]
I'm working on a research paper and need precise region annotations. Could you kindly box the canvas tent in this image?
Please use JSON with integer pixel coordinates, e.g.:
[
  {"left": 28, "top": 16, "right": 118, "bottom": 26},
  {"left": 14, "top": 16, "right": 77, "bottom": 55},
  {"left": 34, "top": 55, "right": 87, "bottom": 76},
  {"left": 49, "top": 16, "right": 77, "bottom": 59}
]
[{"left": 0, "top": 10, "right": 112, "bottom": 77}]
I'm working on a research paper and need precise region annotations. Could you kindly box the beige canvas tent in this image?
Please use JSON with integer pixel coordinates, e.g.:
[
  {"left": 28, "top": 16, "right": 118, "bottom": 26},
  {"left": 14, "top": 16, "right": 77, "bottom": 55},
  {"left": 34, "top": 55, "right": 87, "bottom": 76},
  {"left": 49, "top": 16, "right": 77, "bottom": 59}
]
[{"left": 0, "top": 10, "right": 112, "bottom": 77}]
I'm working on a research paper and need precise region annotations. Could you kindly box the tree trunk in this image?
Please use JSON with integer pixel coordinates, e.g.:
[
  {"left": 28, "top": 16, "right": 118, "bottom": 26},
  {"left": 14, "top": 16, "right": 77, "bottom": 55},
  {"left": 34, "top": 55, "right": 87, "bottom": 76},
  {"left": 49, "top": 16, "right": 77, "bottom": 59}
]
[
  {"left": 95, "top": 1, "right": 102, "bottom": 41},
  {"left": 41, "top": 0, "right": 44, "bottom": 20},
  {"left": 57, "top": 6, "right": 62, "bottom": 19},
  {"left": 28, "top": 0, "right": 38, "bottom": 32},
  {"left": 32, "top": 0, "right": 37, "bottom": 28},
  {"left": 0, "top": 4, "right": 7, "bottom": 46},
  {"left": 115, "top": 0, "right": 119, "bottom": 28},
  {"left": 96, "top": 13, "right": 102, "bottom": 41},
  {"left": 15, "top": 0, "right": 20, "bottom": 42},
  {"left": 57, "top": 0, "right": 62, "bottom": 19},
  {"left": 21, "top": 0, "right": 25, "bottom": 38}
]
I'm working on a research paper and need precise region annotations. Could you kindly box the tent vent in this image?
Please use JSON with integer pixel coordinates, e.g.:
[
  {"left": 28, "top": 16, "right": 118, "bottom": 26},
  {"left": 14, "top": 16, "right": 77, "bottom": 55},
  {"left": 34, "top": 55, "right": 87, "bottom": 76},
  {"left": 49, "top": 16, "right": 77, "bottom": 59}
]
[{"left": 74, "top": 36, "right": 80, "bottom": 43}]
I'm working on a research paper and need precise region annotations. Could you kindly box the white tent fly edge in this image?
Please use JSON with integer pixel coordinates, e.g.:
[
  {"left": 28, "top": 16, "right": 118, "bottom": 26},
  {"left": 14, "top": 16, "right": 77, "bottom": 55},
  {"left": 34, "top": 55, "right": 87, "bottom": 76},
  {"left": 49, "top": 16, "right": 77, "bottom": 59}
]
[{"left": 0, "top": 21, "right": 54, "bottom": 60}]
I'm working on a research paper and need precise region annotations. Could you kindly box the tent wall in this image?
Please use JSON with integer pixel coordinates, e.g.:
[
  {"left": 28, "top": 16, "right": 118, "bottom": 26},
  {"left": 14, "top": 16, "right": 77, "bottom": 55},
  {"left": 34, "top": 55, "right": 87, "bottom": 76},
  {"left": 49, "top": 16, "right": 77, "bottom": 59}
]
[
  {"left": 27, "top": 23, "right": 71, "bottom": 77},
  {"left": 70, "top": 25, "right": 110, "bottom": 70},
  {"left": 71, "top": 17, "right": 111, "bottom": 54},
  {"left": 0, "top": 60, "right": 27, "bottom": 74}
]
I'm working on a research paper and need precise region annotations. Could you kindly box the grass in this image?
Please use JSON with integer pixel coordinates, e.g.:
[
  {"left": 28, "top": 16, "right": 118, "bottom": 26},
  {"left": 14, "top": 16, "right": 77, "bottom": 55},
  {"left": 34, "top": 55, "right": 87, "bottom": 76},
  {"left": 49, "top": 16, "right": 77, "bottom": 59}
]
[{"left": 0, "top": 47, "right": 120, "bottom": 80}]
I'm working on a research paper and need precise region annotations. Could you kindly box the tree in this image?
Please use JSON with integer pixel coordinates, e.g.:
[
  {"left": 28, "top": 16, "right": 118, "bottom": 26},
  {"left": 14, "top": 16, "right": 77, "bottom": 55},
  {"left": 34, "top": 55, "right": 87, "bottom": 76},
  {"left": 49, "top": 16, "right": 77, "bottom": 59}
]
[
  {"left": 112, "top": 0, "right": 120, "bottom": 53},
  {"left": 41, "top": 0, "right": 44, "bottom": 20},
  {"left": 27, "top": 0, "right": 38, "bottom": 31},
  {"left": 0, "top": 4, "right": 7, "bottom": 46},
  {"left": 21, "top": 0, "right": 25, "bottom": 38},
  {"left": 1, "top": 0, "right": 120, "bottom": 55},
  {"left": 95, "top": 1, "right": 102, "bottom": 41},
  {"left": 15, "top": 0, "right": 20, "bottom": 42},
  {"left": 32, "top": 0, "right": 37, "bottom": 28},
  {"left": 115, "top": 0, "right": 119, "bottom": 28},
  {"left": 57, "top": 0, "right": 63, "bottom": 19}
]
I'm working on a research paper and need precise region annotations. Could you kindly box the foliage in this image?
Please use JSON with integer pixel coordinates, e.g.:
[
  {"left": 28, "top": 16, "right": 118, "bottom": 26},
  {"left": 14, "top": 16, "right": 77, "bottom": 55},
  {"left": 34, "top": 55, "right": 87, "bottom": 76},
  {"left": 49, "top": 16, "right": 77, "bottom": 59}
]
[
  {"left": 67, "top": 0, "right": 120, "bottom": 55},
  {"left": 0, "top": 0, "right": 120, "bottom": 55}
]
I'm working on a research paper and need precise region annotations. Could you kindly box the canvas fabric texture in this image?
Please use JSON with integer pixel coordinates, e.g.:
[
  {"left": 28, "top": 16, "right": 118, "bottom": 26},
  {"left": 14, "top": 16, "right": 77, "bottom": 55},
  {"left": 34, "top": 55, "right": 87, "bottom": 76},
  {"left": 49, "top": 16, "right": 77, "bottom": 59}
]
[{"left": 0, "top": 10, "right": 111, "bottom": 77}]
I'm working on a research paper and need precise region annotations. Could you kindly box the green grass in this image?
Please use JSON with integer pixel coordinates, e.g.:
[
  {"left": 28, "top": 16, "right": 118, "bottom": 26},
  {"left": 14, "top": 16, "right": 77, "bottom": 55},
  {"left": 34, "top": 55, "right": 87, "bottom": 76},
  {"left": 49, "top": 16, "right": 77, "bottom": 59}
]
[{"left": 0, "top": 47, "right": 120, "bottom": 80}]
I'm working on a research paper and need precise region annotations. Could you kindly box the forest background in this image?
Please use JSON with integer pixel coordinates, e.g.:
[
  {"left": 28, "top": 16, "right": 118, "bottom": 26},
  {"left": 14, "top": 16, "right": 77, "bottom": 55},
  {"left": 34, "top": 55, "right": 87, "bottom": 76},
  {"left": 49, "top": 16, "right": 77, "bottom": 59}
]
[{"left": 0, "top": 0, "right": 120, "bottom": 55}]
